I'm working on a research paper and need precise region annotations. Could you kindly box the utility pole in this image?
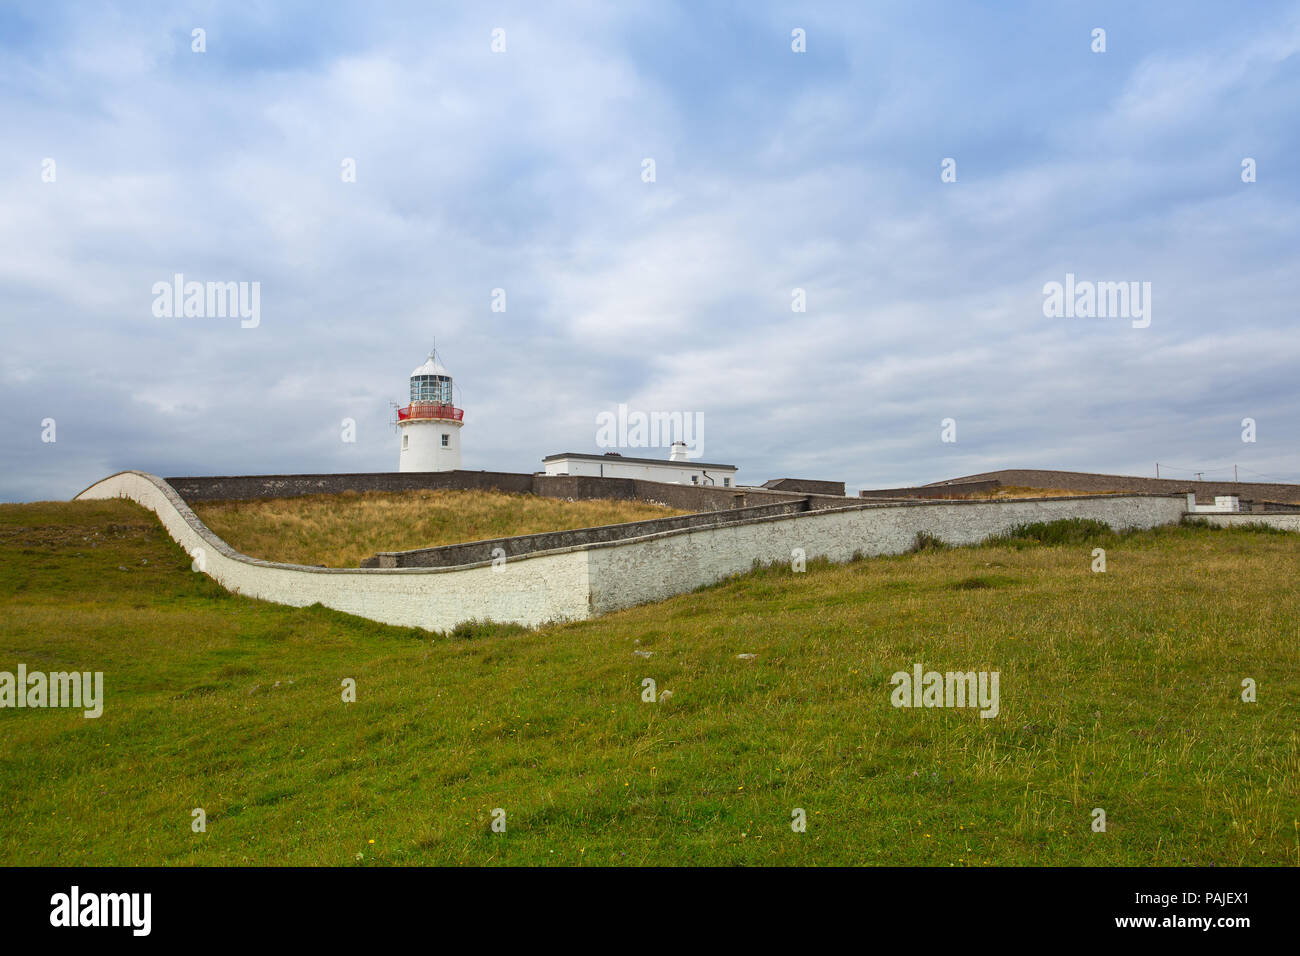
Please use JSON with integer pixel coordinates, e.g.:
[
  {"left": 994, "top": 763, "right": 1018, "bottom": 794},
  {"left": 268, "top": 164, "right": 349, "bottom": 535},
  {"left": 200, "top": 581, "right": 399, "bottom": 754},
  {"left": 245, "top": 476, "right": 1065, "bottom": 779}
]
[
  {"left": 1155, "top": 462, "right": 1159, "bottom": 478},
  {"left": 1235, "top": 464, "right": 1238, "bottom": 482}
]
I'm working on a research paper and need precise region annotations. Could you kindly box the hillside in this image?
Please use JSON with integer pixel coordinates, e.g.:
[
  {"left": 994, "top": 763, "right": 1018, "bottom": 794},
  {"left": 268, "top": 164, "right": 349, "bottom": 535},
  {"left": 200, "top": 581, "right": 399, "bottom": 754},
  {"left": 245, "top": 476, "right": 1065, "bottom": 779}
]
[
  {"left": 190, "top": 489, "right": 690, "bottom": 567},
  {"left": 933, "top": 469, "right": 1300, "bottom": 505},
  {"left": 0, "top": 500, "right": 1297, "bottom": 866}
]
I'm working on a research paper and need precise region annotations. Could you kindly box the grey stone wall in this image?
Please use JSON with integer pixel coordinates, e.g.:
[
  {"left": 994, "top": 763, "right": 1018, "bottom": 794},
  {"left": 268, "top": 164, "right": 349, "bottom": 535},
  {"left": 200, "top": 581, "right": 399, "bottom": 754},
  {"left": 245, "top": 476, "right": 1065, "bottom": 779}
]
[
  {"left": 364, "top": 499, "right": 811, "bottom": 568},
  {"left": 164, "top": 469, "right": 843, "bottom": 513},
  {"left": 79, "top": 472, "right": 1195, "bottom": 633},
  {"left": 585, "top": 493, "right": 1190, "bottom": 616},
  {"left": 165, "top": 470, "right": 535, "bottom": 501},
  {"left": 1190, "top": 512, "right": 1300, "bottom": 531},
  {"left": 859, "top": 479, "right": 1002, "bottom": 499},
  {"left": 762, "top": 478, "right": 847, "bottom": 496}
]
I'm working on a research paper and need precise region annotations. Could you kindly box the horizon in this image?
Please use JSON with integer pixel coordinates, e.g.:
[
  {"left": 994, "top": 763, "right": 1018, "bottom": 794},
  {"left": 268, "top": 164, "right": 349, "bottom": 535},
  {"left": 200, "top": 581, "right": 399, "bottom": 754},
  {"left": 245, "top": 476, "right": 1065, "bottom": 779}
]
[{"left": 4, "top": 1, "right": 1299, "bottom": 501}]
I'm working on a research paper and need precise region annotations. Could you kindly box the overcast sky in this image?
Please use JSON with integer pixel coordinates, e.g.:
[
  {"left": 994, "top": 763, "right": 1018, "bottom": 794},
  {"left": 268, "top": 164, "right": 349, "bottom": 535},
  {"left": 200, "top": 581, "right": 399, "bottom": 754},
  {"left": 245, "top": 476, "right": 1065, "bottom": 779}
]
[{"left": 3, "top": 1, "right": 1298, "bottom": 501}]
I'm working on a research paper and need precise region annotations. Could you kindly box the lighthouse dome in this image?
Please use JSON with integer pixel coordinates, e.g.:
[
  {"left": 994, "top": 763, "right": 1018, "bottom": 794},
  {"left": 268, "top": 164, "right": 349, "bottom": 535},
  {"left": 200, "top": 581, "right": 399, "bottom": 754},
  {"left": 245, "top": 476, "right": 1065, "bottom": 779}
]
[
  {"left": 410, "top": 352, "right": 449, "bottom": 378},
  {"left": 409, "top": 349, "right": 453, "bottom": 404}
]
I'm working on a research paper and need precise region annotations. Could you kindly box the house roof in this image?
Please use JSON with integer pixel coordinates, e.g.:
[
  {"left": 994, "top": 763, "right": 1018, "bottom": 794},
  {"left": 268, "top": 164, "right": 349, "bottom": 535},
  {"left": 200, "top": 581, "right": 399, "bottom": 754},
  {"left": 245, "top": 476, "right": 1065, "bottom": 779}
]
[{"left": 543, "top": 452, "right": 738, "bottom": 471}]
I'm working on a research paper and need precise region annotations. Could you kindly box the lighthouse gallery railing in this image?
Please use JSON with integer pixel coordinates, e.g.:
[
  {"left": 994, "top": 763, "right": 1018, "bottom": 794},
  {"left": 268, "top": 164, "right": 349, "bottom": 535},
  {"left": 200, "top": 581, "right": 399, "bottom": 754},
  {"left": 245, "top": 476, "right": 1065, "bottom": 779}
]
[{"left": 396, "top": 404, "right": 464, "bottom": 422}]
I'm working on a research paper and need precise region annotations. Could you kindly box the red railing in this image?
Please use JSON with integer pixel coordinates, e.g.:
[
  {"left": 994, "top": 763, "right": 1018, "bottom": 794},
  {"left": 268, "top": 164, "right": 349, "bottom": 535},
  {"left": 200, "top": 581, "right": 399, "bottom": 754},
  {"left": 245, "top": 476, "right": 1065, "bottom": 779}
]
[{"left": 397, "top": 403, "right": 464, "bottom": 422}]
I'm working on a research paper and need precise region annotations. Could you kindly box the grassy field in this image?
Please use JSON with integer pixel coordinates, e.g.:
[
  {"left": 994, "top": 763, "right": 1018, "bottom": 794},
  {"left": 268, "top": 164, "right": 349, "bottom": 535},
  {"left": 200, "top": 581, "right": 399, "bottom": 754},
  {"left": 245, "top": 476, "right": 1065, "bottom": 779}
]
[
  {"left": 190, "top": 490, "right": 689, "bottom": 567},
  {"left": 0, "top": 500, "right": 1297, "bottom": 866}
]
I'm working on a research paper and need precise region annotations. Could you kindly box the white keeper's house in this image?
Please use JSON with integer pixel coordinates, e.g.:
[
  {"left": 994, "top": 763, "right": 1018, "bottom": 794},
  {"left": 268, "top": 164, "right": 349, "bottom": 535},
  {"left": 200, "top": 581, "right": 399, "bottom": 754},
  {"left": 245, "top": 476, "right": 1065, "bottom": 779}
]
[{"left": 542, "top": 444, "right": 739, "bottom": 487}]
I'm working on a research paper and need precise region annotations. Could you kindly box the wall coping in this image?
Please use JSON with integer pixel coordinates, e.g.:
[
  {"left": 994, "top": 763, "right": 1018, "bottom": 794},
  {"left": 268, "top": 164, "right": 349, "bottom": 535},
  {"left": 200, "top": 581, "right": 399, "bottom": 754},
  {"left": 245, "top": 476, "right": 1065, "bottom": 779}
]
[{"left": 367, "top": 497, "right": 809, "bottom": 567}]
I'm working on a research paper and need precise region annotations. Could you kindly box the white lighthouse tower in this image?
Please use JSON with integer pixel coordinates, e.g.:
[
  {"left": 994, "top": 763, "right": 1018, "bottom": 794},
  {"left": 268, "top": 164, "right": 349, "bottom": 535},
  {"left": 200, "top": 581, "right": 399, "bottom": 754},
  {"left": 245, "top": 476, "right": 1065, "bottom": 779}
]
[{"left": 396, "top": 348, "right": 464, "bottom": 472}]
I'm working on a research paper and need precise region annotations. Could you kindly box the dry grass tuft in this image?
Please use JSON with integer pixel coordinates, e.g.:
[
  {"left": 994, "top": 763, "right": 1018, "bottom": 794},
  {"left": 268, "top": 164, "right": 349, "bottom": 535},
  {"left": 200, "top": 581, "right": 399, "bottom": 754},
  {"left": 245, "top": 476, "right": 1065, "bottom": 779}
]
[{"left": 957, "top": 485, "right": 1123, "bottom": 500}]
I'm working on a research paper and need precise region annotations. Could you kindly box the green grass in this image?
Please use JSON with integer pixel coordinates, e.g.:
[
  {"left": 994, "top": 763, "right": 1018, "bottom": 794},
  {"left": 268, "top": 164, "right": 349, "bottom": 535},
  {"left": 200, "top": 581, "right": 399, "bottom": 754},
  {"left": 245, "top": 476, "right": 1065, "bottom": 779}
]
[
  {"left": 190, "top": 490, "right": 690, "bottom": 567},
  {"left": 1, "top": 501, "right": 1297, "bottom": 866},
  {"left": 996, "top": 517, "right": 1116, "bottom": 546}
]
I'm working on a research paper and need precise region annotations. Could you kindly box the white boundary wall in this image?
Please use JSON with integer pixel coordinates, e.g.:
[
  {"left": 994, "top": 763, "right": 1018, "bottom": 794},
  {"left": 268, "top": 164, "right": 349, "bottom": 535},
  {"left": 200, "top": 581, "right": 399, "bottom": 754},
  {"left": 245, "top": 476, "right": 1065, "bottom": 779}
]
[
  {"left": 78, "top": 471, "right": 1190, "bottom": 632},
  {"left": 587, "top": 493, "right": 1188, "bottom": 613},
  {"left": 76, "top": 472, "right": 590, "bottom": 631},
  {"left": 1192, "top": 513, "right": 1300, "bottom": 532}
]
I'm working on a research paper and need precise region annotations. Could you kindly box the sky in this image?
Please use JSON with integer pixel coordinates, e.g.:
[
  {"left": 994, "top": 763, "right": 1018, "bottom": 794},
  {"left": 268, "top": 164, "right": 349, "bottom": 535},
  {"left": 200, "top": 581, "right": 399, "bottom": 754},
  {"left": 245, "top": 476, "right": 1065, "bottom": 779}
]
[{"left": 2, "top": 1, "right": 1298, "bottom": 501}]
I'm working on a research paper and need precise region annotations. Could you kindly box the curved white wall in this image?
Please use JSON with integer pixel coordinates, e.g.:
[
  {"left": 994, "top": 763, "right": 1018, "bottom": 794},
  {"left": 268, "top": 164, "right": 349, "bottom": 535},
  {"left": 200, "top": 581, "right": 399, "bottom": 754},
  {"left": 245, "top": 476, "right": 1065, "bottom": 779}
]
[
  {"left": 75, "top": 471, "right": 1194, "bottom": 633},
  {"left": 75, "top": 471, "right": 586, "bottom": 631},
  {"left": 586, "top": 493, "right": 1190, "bottom": 614}
]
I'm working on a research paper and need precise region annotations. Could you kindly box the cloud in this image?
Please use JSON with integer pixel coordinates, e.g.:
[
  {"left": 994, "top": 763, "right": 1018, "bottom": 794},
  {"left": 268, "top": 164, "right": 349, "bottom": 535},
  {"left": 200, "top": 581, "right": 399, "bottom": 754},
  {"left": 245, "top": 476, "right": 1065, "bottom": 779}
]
[{"left": 2, "top": 0, "right": 1299, "bottom": 501}]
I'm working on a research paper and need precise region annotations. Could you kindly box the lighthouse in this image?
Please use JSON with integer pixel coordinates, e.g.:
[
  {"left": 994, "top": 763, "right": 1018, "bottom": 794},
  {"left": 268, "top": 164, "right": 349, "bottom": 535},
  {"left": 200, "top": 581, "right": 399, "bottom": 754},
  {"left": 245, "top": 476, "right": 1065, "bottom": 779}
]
[{"left": 396, "top": 349, "right": 464, "bottom": 472}]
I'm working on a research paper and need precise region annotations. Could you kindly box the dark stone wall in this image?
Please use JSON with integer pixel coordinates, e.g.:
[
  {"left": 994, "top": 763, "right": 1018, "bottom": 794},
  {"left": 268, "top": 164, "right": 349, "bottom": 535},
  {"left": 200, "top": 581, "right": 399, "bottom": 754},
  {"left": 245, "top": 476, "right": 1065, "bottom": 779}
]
[
  {"left": 164, "top": 470, "right": 845, "bottom": 512},
  {"left": 165, "top": 471, "right": 537, "bottom": 502},
  {"left": 762, "top": 478, "right": 847, "bottom": 496},
  {"left": 1256, "top": 500, "right": 1300, "bottom": 512},
  {"left": 860, "top": 480, "right": 1003, "bottom": 499},
  {"left": 363, "top": 499, "right": 812, "bottom": 568}
]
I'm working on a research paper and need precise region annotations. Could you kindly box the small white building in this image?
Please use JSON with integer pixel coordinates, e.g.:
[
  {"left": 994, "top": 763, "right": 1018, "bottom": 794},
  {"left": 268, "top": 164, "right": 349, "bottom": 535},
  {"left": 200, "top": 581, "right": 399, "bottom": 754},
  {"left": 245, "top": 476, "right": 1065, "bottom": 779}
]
[
  {"left": 543, "top": 443, "right": 739, "bottom": 487},
  {"left": 396, "top": 349, "right": 464, "bottom": 472},
  {"left": 1187, "top": 494, "right": 1241, "bottom": 513}
]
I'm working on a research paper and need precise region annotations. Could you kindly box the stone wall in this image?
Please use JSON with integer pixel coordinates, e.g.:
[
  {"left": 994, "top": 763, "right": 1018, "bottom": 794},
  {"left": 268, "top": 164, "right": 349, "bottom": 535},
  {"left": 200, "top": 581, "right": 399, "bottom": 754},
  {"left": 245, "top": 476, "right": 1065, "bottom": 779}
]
[
  {"left": 365, "top": 499, "right": 811, "bottom": 568},
  {"left": 163, "top": 469, "right": 825, "bottom": 512},
  {"left": 1190, "top": 512, "right": 1300, "bottom": 532},
  {"left": 585, "top": 493, "right": 1189, "bottom": 614},
  {"left": 762, "top": 478, "right": 847, "bottom": 496},
  {"left": 76, "top": 471, "right": 1195, "bottom": 634},
  {"left": 165, "top": 470, "right": 537, "bottom": 501},
  {"left": 859, "top": 479, "right": 1002, "bottom": 499},
  {"left": 77, "top": 471, "right": 591, "bottom": 632}
]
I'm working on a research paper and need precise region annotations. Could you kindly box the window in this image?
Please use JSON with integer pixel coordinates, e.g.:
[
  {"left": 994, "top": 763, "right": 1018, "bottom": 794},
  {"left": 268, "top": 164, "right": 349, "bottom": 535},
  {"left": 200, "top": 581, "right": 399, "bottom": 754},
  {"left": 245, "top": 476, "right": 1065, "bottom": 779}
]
[
  {"left": 723, "top": 477, "right": 731, "bottom": 487},
  {"left": 411, "top": 374, "right": 453, "bottom": 404},
  {"left": 441, "top": 433, "right": 449, "bottom": 447},
  {"left": 691, "top": 475, "right": 699, "bottom": 485},
  {"left": 402, "top": 434, "right": 409, "bottom": 450}
]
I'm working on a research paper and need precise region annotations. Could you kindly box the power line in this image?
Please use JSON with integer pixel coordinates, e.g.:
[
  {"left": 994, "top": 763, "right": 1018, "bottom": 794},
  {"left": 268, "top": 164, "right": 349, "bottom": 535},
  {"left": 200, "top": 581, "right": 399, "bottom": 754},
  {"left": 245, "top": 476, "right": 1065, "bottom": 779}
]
[
  {"left": 1236, "top": 465, "right": 1300, "bottom": 483},
  {"left": 1155, "top": 463, "right": 1237, "bottom": 478},
  {"left": 1155, "top": 462, "right": 1300, "bottom": 483}
]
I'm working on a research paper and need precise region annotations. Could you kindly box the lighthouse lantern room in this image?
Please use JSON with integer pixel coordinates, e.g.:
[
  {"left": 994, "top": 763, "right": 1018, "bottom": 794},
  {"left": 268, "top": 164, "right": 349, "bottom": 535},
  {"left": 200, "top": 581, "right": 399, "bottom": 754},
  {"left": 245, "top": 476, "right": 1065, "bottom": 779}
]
[{"left": 396, "top": 349, "right": 464, "bottom": 472}]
